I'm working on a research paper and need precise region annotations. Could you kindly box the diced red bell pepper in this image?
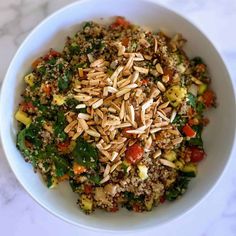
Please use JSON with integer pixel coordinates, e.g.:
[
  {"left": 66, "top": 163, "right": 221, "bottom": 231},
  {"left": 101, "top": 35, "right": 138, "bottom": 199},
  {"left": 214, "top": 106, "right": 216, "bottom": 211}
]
[
  {"left": 125, "top": 143, "right": 144, "bottom": 164},
  {"left": 182, "top": 124, "right": 196, "bottom": 138}
]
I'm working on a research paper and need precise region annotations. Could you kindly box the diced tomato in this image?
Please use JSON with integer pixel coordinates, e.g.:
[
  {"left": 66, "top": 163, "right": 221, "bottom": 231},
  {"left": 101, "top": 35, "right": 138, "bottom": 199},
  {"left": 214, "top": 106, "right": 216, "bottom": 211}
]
[
  {"left": 189, "top": 147, "right": 205, "bottom": 162},
  {"left": 84, "top": 184, "right": 93, "bottom": 194},
  {"left": 202, "top": 90, "right": 215, "bottom": 107},
  {"left": 73, "top": 162, "right": 87, "bottom": 175},
  {"left": 141, "top": 78, "right": 149, "bottom": 86},
  {"left": 159, "top": 196, "right": 166, "bottom": 204},
  {"left": 21, "top": 101, "right": 36, "bottom": 112},
  {"left": 182, "top": 124, "right": 196, "bottom": 138},
  {"left": 43, "top": 84, "right": 51, "bottom": 96},
  {"left": 125, "top": 143, "right": 144, "bottom": 164},
  {"left": 122, "top": 37, "right": 129, "bottom": 47},
  {"left": 32, "top": 58, "right": 43, "bottom": 68},
  {"left": 43, "top": 49, "right": 61, "bottom": 61},
  {"left": 122, "top": 127, "right": 134, "bottom": 138},
  {"left": 109, "top": 206, "right": 119, "bottom": 212},
  {"left": 110, "top": 16, "right": 130, "bottom": 29},
  {"left": 132, "top": 203, "right": 142, "bottom": 212},
  {"left": 57, "top": 141, "right": 70, "bottom": 152}
]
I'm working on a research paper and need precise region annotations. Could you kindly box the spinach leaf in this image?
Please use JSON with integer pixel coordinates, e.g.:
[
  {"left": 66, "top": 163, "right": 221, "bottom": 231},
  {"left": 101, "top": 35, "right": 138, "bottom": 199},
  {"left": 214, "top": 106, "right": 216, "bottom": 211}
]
[
  {"left": 72, "top": 138, "right": 99, "bottom": 169},
  {"left": 196, "top": 102, "right": 205, "bottom": 114},
  {"left": 52, "top": 155, "right": 69, "bottom": 177},
  {"left": 69, "top": 43, "right": 80, "bottom": 55},
  {"left": 53, "top": 111, "right": 68, "bottom": 141},
  {"left": 187, "top": 93, "right": 197, "bottom": 108},
  {"left": 172, "top": 115, "right": 187, "bottom": 129},
  {"left": 187, "top": 125, "right": 203, "bottom": 147},
  {"left": 165, "top": 176, "right": 190, "bottom": 201},
  {"left": 87, "top": 173, "right": 101, "bottom": 185},
  {"left": 58, "top": 70, "right": 72, "bottom": 91},
  {"left": 17, "top": 128, "right": 30, "bottom": 157}
]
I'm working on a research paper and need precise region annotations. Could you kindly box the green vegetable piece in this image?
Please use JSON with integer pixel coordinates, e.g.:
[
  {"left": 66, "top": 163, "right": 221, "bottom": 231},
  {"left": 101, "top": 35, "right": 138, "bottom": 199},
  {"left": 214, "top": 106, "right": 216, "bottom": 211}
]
[
  {"left": 58, "top": 75, "right": 69, "bottom": 91},
  {"left": 198, "top": 83, "right": 207, "bottom": 95},
  {"left": 165, "top": 176, "right": 190, "bottom": 201},
  {"left": 196, "top": 102, "right": 205, "bottom": 114},
  {"left": 17, "top": 128, "right": 30, "bottom": 157},
  {"left": 181, "top": 163, "right": 197, "bottom": 177},
  {"left": 187, "top": 125, "right": 203, "bottom": 147},
  {"left": 191, "top": 57, "right": 204, "bottom": 65},
  {"left": 72, "top": 138, "right": 99, "bottom": 169},
  {"left": 187, "top": 93, "right": 197, "bottom": 108},
  {"left": 52, "top": 155, "right": 69, "bottom": 177},
  {"left": 69, "top": 43, "right": 80, "bottom": 55}
]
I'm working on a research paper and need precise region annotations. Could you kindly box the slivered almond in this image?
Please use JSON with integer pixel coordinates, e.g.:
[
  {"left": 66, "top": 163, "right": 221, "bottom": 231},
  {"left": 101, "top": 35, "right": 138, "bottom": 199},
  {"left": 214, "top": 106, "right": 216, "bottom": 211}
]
[
  {"left": 103, "top": 164, "right": 111, "bottom": 177},
  {"left": 159, "top": 159, "right": 176, "bottom": 168},
  {"left": 158, "top": 101, "right": 170, "bottom": 109},
  {"left": 144, "top": 55, "right": 152, "bottom": 60},
  {"left": 119, "top": 101, "right": 125, "bottom": 120},
  {"left": 162, "top": 75, "right": 170, "bottom": 83},
  {"left": 170, "top": 109, "right": 177, "bottom": 123},
  {"left": 100, "top": 175, "right": 110, "bottom": 184},
  {"left": 154, "top": 37, "right": 158, "bottom": 53},
  {"left": 157, "top": 81, "right": 166, "bottom": 92},
  {"left": 136, "top": 88, "right": 142, "bottom": 97},
  {"left": 144, "top": 136, "right": 152, "bottom": 151},
  {"left": 74, "top": 94, "right": 92, "bottom": 102},
  {"left": 172, "top": 137, "right": 183, "bottom": 145},
  {"left": 128, "top": 105, "right": 135, "bottom": 124},
  {"left": 124, "top": 92, "right": 130, "bottom": 100},
  {"left": 124, "top": 54, "right": 134, "bottom": 71},
  {"left": 109, "top": 129, "right": 117, "bottom": 140},
  {"left": 90, "top": 58, "right": 104, "bottom": 67},
  {"left": 123, "top": 84, "right": 138, "bottom": 89},
  {"left": 110, "top": 151, "right": 118, "bottom": 161},
  {"left": 78, "top": 118, "right": 88, "bottom": 130},
  {"left": 86, "top": 129, "right": 101, "bottom": 138},
  {"left": 157, "top": 111, "right": 170, "bottom": 122},
  {"left": 115, "top": 123, "right": 132, "bottom": 128},
  {"left": 110, "top": 66, "right": 124, "bottom": 81},
  {"left": 141, "top": 109, "right": 145, "bottom": 124},
  {"left": 139, "top": 38, "right": 150, "bottom": 48},
  {"left": 108, "top": 107, "right": 117, "bottom": 113},
  {"left": 92, "top": 99, "right": 103, "bottom": 109},
  {"left": 150, "top": 88, "right": 160, "bottom": 98},
  {"left": 110, "top": 161, "right": 122, "bottom": 173},
  {"left": 95, "top": 109, "right": 104, "bottom": 119},
  {"left": 116, "top": 88, "right": 131, "bottom": 97},
  {"left": 119, "top": 78, "right": 131, "bottom": 88},
  {"left": 76, "top": 104, "right": 86, "bottom": 109},
  {"left": 126, "top": 125, "right": 146, "bottom": 134},
  {"left": 78, "top": 113, "right": 90, "bottom": 120},
  {"left": 133, "top": 66, "right": 149, "bottom": 75},
  {"left": 105, "top": 120, "right": 121, "bottom": 126},
  {"left": 107, "top": 86, "right": 118, "bottom": 93},
  {"left": 156, "top": 63, "right": 164, "bottom": 74},
  {"left": 168, "top": 129, "right": 180, "bottom": 136},
  {"left": 131, "top": 71, "right": 139, "bottom": 83},
  {"left": 64, "top": 120, "right": 77, "bottom": 133},
  {"left": 103, "top": 87, "right": 108, "bottom": 96},
  {"left": 191, "top": 76, "right": 203, "bottom": 85},
  {"left": 72, "top": 130, "right": 83, "bottom": 140},
  {"left": 118, "top": 44, "right": 126, "bottom": 56},
  {"left": 142, "top": 99, "right": 153, "bottom": 111},
  {"left": 153, "top": 149, "right": 162, "bottom": 159},
  {"left": 153, "top": 121, "right": 169, "bottom": 128}
]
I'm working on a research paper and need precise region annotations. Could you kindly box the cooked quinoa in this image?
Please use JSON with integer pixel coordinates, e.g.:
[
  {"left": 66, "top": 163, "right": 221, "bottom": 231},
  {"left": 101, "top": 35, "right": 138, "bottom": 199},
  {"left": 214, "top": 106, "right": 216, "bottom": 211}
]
[{"left": 15, "top": 17, "right": 216, "bottom": 213}]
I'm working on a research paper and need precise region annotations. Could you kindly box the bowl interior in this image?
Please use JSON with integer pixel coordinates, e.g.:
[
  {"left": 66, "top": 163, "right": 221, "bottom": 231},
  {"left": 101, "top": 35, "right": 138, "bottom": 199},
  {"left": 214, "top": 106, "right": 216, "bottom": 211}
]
[{"left": 0, "top": 0, "right": 235, "bottom": 231}]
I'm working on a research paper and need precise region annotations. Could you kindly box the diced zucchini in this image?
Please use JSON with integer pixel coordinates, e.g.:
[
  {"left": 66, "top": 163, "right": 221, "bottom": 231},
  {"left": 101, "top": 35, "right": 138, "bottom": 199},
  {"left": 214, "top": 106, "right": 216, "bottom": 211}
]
[
  {"left": 52, "top": 94, "right": 66, "bottom": 106},
  {"left": 165, "top": 85, "right": 187, "bottom": 107},
  {"left": 81, "top": 194, "right": 93, "bottom": 212},
  {"left": 137, "top": 165, "right": 148, "bottom": 180},
  {"left": 145, "top": 197, "right": 154, "bottom": 211},
  {"left": 174, "top": 160, "right": 184, "bottom": 170},
  {"left": 198, "top": 83, "right": 207, "bottom": 95},
  {"left": 164, "top": 150, "right": 177, "bottom": 162},
  {"left": 182, "top": 163, "right": 197, "bottom": 177},
  {"left": 24, "top": 73, "right": 35, "bottom": 87},
  {"left": 15, "top": 110, "right": 32, "bottom": 126}
]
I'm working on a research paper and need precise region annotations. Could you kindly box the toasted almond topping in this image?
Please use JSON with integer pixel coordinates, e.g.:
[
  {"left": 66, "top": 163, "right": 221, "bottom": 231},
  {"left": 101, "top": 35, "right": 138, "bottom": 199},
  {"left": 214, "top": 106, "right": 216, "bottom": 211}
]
[
  {"left": 76, "top": 104, "right": 86, "bottom": 109},
  {"left": 154, "top": 37, "right": 158, "bottom": 53},
  {"left": 116, "top": 88, "right": 131, "bottom": 97},
  {"left": 119, "top": 101, "right": 125, "bottom": 120},
  {"left": 92, "top": 99, "right": 103, "bottom": 109},
  {"left": 103, "top": 164, "right": 111, "bottom": 177},
  {"left": 157, "top": 111, "right": 170, "bottom": 122},
  {"left": 72, "top": 130, "right": 83, "bottom": 140},
  {"left": 64, "top": 120, "right": 77, "bottom": 133},
  {"left": 131, "top": 71, "right": 139, "bottom": 83},
  {"left": 159, "top": 159, "right": 176, "bottom": 168},
  {"left": 78, "top": 68, "right": 84, "bottom": 77},
  {"left": 139, "top": 38, "right": 151, "bottom": 48},
  {"left": 133, "top": 66, "right": 149, "bottom": 75},
  {"left": 123, "top": 83, "right": 138, "bottom": 89},
  {"left": 153, "top": 149, "right": 162, "bottom": 159},
  {"left": 105, "top": 120, "right": 121, "bottom": 126},
  {"left": 74, "top": 94, "right": 92, "bottom": 102},
  {"left": 162, "top": 75, "right": 170, "bottom": 83},
  {"left": 156, "top": 63, "right": 164, "bottom": 74},
  {"left": 107, "top": 86, "right": 118, "bottom": 93},
  {"left": 78, "top": 113, "right": 91, "bottom": 120},
  {"left": 110, "top": 66, "right": 124, "bottom": 81},
  {"left": 157, "top": 81, "right": 166, "bottom": 92},
  {"left": 124, "top": 54, "right": 134, "bottom": 71},
  {"left": 78, "top": 118, "right": 89, "bottom": 130},
  {"left": 103, "top": 87, "right": 108, "bottom": 96},
  {"left": 86, "top": 129, "right": 101, "bottom": 138},
  {"left": 110, "top": 161, "right": 122, "bottom": 173},
  {"left": 128, "top": 105, "right": 135, "bottom": 124},
  {"left": 100, "top": 175, "right": 110, "bottom": 184},
  {"left": 191, "top": 76, "right": 203, "bottom": 85},
  {"left": 144, "top": 136, "right": 152, "bottom": 151},
  {"left": 172, "top": 137, "right": 183, "bottom": 145},
  {"left": 158, "top": 101, "right": 170, "bottom": 109},
  {"left": 150, "top": 127, "right": 162, "bottom": 134},
  {"left": 90, "top": 58, "right": 104, "bottom": 67},
  {"left": 170, "top": 109, "right": 177, "bottom": 123},
  {"left": 142, "top": 99, "right": 153, "bottom": 111},
  {"left": 110, "top": 151, "right": 118, "bottom": 162}
]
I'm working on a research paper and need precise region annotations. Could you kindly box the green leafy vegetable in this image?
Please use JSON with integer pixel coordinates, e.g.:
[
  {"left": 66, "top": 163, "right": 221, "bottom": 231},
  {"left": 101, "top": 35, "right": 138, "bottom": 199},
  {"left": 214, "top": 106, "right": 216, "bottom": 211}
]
[
  {"left": 187, "top": 93, "right": 197, "bottom": 108},
  {"left": 187, "top": 125, "right": 203, "bottom": 147},
  {"left": 165, "top": 176, "right": 190, "bottom": 201},
  {"left": 191, "top": 57, "right": 204, "bottom": 65},
  {"left": 53, "top": 111, "right": 68, "bottom": 141},
  {"left": 72, "top": 138, "right": 99, "bottom": 169},
  {"left": 196, "top": 102, "right": 206, "bottom": 114}
]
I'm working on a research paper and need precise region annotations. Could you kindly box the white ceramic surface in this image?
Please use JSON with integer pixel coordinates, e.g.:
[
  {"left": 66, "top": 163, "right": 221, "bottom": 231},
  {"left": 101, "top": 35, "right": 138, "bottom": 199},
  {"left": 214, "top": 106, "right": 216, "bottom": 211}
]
[{"left": 0, "top": 0, "right": 235, "bottom": 232}]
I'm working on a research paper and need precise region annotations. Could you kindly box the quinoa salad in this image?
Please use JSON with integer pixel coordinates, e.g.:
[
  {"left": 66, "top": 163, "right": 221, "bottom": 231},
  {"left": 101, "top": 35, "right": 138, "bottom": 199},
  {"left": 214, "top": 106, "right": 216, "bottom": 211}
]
[{"left": 15, "top": 17, "right": 216, "bottom": 213}]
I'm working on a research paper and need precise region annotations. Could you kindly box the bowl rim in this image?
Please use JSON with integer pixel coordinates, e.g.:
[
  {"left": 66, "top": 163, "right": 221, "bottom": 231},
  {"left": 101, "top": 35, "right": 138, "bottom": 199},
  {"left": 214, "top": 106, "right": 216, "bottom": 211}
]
[{"left": 0, "top": 0, "right": 236, "bottom": 232}]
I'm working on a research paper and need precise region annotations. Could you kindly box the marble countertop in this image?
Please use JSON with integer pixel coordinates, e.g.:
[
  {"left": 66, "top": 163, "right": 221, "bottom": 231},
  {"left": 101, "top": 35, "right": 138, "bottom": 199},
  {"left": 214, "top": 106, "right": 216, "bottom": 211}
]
[{"left": 0, "top": 0, "right": 236, "bottom": 235}]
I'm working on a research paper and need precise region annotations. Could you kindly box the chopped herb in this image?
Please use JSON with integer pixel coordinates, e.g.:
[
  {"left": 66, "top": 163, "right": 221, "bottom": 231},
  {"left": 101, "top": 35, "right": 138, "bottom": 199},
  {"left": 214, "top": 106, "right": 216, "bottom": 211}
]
[
  {"left": 187, "top": 125, "right": 203, "bottom": 147},
  {"left": 187, "top": 93, "right": 197, "bottom": 108}
]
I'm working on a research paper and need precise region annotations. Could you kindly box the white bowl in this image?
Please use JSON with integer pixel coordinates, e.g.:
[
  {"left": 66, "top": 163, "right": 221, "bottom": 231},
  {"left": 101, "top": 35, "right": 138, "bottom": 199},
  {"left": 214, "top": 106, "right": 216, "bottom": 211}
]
[{"left": 0, "top": 0, "right": 235, "bottom": 232}]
